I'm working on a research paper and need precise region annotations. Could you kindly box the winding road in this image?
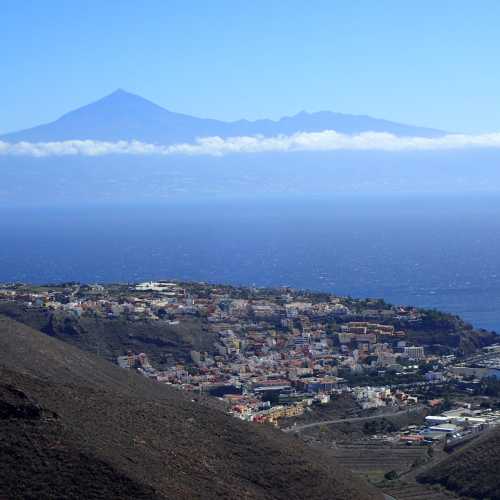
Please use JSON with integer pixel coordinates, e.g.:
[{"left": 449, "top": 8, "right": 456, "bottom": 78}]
[{"left": 282, "top": 405, "right": 425, "bottom": 433}]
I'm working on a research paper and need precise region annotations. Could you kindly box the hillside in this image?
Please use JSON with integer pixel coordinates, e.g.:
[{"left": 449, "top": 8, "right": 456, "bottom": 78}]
[
  {"left": 400, "top": 309, "right": 497, "bottom": 356},
  {"left": 418, "top": 427, "right": 500, "bottom": 499},
  {"left": 0, "top": 315, "right": 380, "bottom": 500},
  {"left": 0, "top": 302, "right": 214, "bottom": 368},
  {"left": 1, "top": 89, "right": 443, "bottom": 144}
]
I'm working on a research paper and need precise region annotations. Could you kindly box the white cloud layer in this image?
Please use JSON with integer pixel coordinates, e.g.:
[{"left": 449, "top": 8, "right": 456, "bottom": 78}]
[{"left": 2, "top": 130, "right": 500, "bottom": 157}]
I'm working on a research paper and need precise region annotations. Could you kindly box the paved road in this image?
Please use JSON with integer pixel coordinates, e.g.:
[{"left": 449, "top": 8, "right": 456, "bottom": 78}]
[{"left": 283, "top": 405, "right": 424, "bottom": 433}]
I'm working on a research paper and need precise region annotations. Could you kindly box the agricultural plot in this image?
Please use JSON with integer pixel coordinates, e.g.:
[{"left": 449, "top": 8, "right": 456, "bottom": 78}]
[
  {"left": 331, "top": 442, "right": 429, "bottom": 475},
  {"left": 382, "top": 481, "right": 457, "bottom": 500},
  {"left": 330, "top": 443, "right": 459, "bottom": 499}
]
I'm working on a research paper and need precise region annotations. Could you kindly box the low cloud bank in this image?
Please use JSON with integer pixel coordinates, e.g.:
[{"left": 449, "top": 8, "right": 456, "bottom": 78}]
[{"left": 2, "top": 130, "right": 500, "bottom": 157}]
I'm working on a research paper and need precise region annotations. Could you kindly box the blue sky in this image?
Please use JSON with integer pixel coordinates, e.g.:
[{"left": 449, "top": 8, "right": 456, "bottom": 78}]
[{"left": 2, "top": 0, "right": 500, "bottom": 134}]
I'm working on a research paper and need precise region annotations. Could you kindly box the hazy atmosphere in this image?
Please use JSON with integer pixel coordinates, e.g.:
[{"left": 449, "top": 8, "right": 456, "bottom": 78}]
[
  {"left": 3, "top": 0, "right": 500, "bottom": 133},
  {"left": 2, "top": 3, "right": 500, "bottom": 500}
]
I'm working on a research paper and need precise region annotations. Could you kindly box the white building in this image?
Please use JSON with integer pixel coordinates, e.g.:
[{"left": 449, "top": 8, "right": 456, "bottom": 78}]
[{"left": 404, "top": 346, "right": 425, "bottom": 360}]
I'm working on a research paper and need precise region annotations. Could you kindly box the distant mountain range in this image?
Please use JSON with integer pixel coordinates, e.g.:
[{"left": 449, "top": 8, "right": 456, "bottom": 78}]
[
  {"left": 6, "top": 90, "right": 499, "bottom": 206},
  {"left": 1, "top": 89, "right": 444, "bottom": 144}
]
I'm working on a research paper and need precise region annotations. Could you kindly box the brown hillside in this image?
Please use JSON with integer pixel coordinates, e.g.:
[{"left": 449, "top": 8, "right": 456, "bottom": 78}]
[
  {"left": 418, "top": 427, "right": 500, "bottom": 499},
  {"left": 0, "top": 315, "right": 380, "bottom": 500},
  {"left": 0, "top": 302, "right": 214, "bottom": 368}
]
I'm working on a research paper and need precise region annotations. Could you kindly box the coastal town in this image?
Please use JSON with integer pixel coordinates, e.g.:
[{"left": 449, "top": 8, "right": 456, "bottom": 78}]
[{"left": 1, "top": 280, "right": 500, "bottom": 448}]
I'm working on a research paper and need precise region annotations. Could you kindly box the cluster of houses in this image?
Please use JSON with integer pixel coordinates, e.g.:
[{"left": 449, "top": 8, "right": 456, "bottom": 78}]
[{"left": 0, "top": 281, "right": 449, "bottom": 426}]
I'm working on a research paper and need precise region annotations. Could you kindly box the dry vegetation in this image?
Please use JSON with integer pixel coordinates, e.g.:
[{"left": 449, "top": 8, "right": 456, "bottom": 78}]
[
  {"left": 0, "top": 302, "right": 215, "bottom": 368},
  {"left": 418, "top": 428, "right": 500, "bottom": 500},
  {"left": 0, "top": 315, "right": 380, "bottom": 500}
]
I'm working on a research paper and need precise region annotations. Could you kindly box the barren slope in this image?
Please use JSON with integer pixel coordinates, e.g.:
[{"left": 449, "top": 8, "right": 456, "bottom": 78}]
[
  {"left": 0, "top": 315, "right": 380, "bottom": 500},
  {"left": 418, "top": 428, "right": 500, "bottom": 499}
]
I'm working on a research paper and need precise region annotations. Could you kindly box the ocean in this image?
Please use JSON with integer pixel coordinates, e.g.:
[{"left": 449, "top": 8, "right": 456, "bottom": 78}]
[{"left": 1, "top": 193, "right": 499, "bottom": 331}]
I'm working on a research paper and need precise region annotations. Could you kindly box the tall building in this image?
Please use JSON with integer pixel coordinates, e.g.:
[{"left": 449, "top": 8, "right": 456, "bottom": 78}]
[{"left": 404, "top": 346, "right": 425, "bottom": 360}]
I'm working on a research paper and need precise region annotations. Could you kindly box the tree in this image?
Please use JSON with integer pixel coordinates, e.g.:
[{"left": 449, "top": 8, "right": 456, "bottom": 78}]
[{"left": 384, "top": 470, "right": 398, "bottom": 480}]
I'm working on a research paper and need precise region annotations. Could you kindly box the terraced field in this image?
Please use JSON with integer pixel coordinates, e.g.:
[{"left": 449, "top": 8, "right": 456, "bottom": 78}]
[
  {"left": 329, "top": 443, "right": 459, "bottom": 499},
  {"left": 331, "top": 442, "right": 430, "bottom": 475},
  {"left": 382, "top": 482, "right": 457, "bottom": 500}
]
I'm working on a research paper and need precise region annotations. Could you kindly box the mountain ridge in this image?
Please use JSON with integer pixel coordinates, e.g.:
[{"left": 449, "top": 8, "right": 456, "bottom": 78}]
[{"left": 1, "top": 89, "right": 445, "bottom": 144}]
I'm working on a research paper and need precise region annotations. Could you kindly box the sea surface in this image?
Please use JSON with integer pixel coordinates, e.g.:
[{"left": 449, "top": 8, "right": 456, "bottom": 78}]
[{"left": 1, "top": 193, "right": 500, "bottom": 332}]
